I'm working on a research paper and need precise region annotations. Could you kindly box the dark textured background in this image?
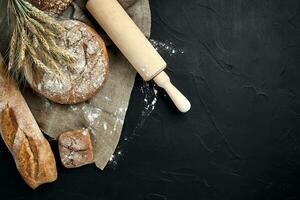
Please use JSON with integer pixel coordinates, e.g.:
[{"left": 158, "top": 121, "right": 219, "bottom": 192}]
[{"left": 1, "top": 0, "right": 300, "bottom": 199}]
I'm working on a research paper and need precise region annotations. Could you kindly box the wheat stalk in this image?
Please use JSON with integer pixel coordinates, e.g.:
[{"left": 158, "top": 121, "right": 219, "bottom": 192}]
[{"left": 7, "top": 0, "right": 76, "bottom": 80}]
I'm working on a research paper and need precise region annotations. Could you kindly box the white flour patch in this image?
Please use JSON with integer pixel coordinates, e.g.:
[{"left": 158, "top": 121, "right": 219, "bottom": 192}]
[
  {"left": 103, "top": 122, "right": 108, "bottom": 131},
  {"left": 142, "top": 82, "right": 158, "bottom": 114},
  {"left": 82, "top": 105, "right": 102, "bottom": 125},
  {"left": 104, "top": 96, "right": 111, "bottom": 101},
  {"left": 69, "top": 105, "right": 79, "bottom": 111},
  {"left": 150, "top": 39, "right": 185, "bottom": 56},
  {"left": 42, "top": 98, "right": 51, "bottom": 108},
  {"left": 108, "top": 150, "right": 123, "bottom": 168}
]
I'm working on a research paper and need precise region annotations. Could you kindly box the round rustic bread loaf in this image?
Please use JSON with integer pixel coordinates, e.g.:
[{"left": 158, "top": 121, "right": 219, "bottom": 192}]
[
  {"left": 26, "top": 20, "right": 109, "bottom": 104},
  {"left": 28, "top": 0, "right": 73, "bottom": 14}
]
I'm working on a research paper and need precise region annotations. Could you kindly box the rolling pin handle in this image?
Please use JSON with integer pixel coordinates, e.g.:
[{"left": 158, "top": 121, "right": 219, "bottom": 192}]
[{"left": 154, "top": 71, "right": 191, "bottom": 113}]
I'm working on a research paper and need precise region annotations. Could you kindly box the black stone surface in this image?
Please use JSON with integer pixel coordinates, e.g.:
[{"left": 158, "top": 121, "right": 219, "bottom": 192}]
[{"left": 1, "top": 0, "right": 300, "bottom": 199}]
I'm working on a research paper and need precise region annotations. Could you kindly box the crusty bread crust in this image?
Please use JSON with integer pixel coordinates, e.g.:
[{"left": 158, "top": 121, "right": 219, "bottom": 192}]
[
  {"left": 0, "top": 56, "right": 57, "bottom": 189},
  {"left": 27, "top": 20, "right": 109, "bottom": 104},
  {"left": 28, "top": 0, "right": 73, "bottom": 14},
  {"left": 58, "top": 129, "right": 94, "bottom": 168}
]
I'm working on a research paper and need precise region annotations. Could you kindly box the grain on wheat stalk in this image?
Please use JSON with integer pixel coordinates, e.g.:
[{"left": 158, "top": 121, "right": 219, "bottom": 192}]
[{"left": 7, "top": 0, "right": 75, "bottom": 80}]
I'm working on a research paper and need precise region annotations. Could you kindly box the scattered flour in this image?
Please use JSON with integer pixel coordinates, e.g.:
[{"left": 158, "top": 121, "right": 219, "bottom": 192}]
[
  {"left": 103, "top": 122, "right": 108, "bottom": 131},
  {"left": 82, "top": 105, "right": 102, "bottom": 125},
  {"left": 150, "top": 39, "right": 185, "bottom": 56}
]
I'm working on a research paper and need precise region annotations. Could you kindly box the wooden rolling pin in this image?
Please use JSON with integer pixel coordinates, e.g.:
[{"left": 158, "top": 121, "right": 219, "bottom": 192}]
[{"left": 86, "top": 0, "right": 191, "bottom": 112}]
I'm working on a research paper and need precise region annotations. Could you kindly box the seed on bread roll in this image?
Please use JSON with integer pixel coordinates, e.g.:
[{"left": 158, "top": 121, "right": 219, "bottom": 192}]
[
  {"left": 28, "top": 0, "right": 73, "bottom": 14},
  {"left": 0, "top": 55, "right": 57, "bottom": 189},
  {"left": 26, "top": 20, "right": 109, "bottom": 104}
]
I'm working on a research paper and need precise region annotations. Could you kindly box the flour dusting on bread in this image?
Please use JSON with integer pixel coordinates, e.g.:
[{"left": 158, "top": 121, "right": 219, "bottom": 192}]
[{"left": 29, "top": 20, "right": 109, "bottom": 104}]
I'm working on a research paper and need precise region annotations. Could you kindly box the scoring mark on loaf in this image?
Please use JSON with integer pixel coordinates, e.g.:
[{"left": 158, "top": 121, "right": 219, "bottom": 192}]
[
  {"left": 1, "top": 106, "right": 18, "bottom": 151},
  {"left": 14, "top": 129, "right": 38, "bottom": 187},
  {"left": 58, "top": 129, "right": 94, "bottom": 168},
  {"left": 1, "top": 106, "right": 40, "bottom": 188}
]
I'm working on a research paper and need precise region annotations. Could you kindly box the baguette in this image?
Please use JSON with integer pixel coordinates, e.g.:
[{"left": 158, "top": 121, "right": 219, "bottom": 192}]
[{"left": 0, "top": 55, "right": 57, "bottom": 189}]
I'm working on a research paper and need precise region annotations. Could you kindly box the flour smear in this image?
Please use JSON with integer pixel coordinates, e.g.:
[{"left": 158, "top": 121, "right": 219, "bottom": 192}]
[{"left": 108, "top": 39, "right": 185, "bottom": 168}]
